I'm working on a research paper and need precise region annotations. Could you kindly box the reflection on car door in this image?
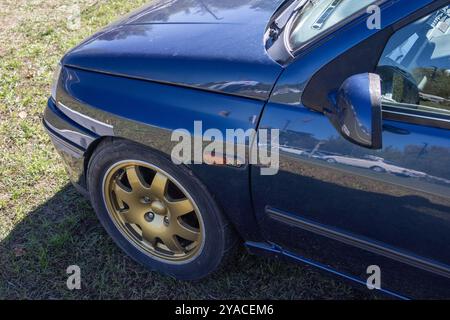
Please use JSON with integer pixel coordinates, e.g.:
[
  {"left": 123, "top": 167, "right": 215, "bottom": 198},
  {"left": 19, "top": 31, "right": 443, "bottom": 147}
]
[
  {"left": 252, "top": 5, "right": 450, "bottom": 298},
  {"left": 253, "top": 102, "right": 450, "bottom": 298}
]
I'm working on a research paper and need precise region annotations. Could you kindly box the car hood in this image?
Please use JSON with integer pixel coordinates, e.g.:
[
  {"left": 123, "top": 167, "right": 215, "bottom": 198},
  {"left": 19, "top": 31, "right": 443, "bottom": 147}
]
[{"left": 62, "top": 0, "right": 286, "bottom": 100}]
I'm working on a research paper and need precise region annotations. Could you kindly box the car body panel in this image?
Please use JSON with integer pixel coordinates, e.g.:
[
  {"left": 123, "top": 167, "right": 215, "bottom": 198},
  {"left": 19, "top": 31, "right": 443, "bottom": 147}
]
[
  {"left": 253, "top": 103, "right": 450, "bottom": 297},
  {"left": 252, "top": 0, "right": 450, "bottom": 299},
  {"left": 62, "top": 0, "right": 285, "bottom": 101}
]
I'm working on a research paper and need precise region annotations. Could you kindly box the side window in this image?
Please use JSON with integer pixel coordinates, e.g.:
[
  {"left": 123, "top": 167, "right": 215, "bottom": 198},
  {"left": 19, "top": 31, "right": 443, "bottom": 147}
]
[{"left": 377, "top": 6, "right": 450, "bottom": 117}]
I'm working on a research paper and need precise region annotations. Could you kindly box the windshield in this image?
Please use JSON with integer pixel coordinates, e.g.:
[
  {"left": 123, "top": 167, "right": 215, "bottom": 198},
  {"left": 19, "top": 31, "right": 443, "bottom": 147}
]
[{"left": 288, "top": 0, "right": 379, "bottom": 51}]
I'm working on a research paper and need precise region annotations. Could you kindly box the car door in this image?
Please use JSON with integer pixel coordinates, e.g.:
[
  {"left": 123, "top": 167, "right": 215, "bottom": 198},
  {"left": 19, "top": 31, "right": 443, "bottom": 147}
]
[{"left": 252, "top": 1, "right": 450, "bottom": 298}]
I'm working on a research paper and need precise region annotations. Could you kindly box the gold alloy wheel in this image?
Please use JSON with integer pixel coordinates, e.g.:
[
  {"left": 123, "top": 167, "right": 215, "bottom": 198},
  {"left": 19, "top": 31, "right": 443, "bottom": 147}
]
[{"left": 103, "top": 161, "right": 204, "bottom": 263}]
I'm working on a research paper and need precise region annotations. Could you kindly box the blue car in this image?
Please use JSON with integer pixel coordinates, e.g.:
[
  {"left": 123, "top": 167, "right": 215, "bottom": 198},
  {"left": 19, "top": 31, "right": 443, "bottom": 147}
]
[{"left": 43, "top": 0, "right": 450, "bottom": 299}]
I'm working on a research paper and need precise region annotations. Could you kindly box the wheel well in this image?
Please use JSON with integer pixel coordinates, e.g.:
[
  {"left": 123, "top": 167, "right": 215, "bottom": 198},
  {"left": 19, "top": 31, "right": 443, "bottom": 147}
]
[
  {"left": 82, "top": 137, "right": 173, "bottom": 191},
  {"left": 83, "top": 136, "right": 114, "bottom": 188}
]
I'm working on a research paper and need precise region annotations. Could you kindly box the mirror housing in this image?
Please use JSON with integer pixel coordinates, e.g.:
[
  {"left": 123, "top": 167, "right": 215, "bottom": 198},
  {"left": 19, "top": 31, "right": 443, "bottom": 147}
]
[{"left": 326, "top": 73, "right": 383, "bottom": 149}]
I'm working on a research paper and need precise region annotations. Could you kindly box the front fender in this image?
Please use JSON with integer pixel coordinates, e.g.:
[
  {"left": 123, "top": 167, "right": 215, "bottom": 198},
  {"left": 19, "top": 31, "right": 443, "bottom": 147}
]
[{"left": 54, "top": 66, "right": 266, "bottom": 241}]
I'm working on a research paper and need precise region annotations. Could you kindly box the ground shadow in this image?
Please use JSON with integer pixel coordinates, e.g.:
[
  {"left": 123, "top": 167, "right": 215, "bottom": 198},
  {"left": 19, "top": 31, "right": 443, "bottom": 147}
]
[{"left": 0, "top": 184, "right": 373, "bottom": 299}]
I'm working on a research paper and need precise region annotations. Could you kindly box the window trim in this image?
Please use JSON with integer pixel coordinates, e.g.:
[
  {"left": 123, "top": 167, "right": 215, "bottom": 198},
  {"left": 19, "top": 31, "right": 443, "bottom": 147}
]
[{"left": 383, "top": 104, "right": 450, "bottom": 130}]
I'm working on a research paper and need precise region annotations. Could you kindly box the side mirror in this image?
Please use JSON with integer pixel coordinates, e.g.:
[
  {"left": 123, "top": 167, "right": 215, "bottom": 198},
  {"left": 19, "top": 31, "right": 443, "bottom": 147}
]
[{"left": 326, "top": 73, "right": 382, "bottom": 149}]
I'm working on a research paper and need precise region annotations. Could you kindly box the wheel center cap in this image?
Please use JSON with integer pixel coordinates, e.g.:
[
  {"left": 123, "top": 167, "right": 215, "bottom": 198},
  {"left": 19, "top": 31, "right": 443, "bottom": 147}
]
[{"left": 150, "top": 200, "right": 167, "bottom": 215}]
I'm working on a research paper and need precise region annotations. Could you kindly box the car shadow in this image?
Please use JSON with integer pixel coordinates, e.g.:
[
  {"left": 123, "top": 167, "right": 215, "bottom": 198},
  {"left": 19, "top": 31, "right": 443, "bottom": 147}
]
[{"left": 0, "top": 183, "right": 374, "bottom": 299}]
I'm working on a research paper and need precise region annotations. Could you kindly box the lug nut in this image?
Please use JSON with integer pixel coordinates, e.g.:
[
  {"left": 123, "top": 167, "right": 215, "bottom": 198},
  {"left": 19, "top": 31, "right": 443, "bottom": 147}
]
[
  {"left": 164, "top": 216, "right": 170, "bottom": 225},
  {"left": 144, "top": 212, "right": 155, "bottom": 222},
  {"left": 143, "top": 196, "right": 151, "bottom": 203}
]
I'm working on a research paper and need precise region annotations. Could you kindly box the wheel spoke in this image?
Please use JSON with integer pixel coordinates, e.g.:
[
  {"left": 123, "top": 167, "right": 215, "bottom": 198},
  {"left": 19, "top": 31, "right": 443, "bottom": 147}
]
[
  {"left": 173, "top": 221, "right": 199, "bottom": 242},
  {"left": 141, "top": 228, "right": 157, "bottom": 247},
  {"left": 149, "top": 173, "right": 168, "bottom": 199},
  {"left": 160, "top": 234, "right": 184, "bottom": 253},
  {"left": 126, "top": 166, "right": 149, "bottom": 194},
  {"left": 121, "top": 208, "right": 144, "bottom": 225},
  {"left": 167, "top": 199, "right": 194, "bottom": 217},
  {"left": 113, "top": 182, "right": 135, "bottom": 208}
]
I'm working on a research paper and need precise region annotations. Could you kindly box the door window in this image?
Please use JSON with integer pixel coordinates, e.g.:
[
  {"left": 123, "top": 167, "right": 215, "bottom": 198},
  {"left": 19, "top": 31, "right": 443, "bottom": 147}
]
[{"left": 377, "top": 6, "right": 450, "bottom": 117}]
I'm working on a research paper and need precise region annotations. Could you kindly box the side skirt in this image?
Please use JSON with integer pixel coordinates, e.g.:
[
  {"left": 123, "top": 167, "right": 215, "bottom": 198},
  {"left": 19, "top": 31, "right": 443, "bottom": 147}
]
[{"left": 244, "top": 241, "right": 409, "bottom": 300}]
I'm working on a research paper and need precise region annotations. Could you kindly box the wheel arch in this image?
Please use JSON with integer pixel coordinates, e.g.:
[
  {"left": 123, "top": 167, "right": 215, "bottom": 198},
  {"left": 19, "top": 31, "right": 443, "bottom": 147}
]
[{"left": 82, "top": 136, "right": 262, "bottom": 243}]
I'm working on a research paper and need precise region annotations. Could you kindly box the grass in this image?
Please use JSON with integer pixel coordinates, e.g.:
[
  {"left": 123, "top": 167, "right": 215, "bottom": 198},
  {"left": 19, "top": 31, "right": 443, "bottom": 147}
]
[{"left": 0, "top": 0, "right": 375, "bottom": 299}]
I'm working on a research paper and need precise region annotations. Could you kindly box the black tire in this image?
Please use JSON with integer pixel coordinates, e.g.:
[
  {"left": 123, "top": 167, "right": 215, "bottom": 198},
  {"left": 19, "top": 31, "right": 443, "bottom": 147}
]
[
  {"left": 87, "top": 139, "right": 238, "bottom": 280},
  {"left": 326, "top": 158, "right": 337, "bottom": 164},
  {"left": 371, "top": 166, "right": 386, "bottom": 173}
]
